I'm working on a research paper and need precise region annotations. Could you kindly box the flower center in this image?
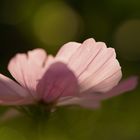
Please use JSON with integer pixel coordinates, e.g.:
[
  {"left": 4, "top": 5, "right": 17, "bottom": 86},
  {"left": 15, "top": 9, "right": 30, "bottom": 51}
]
[{"left": 15, "top": 101, "right": 56, "bottom": 119}]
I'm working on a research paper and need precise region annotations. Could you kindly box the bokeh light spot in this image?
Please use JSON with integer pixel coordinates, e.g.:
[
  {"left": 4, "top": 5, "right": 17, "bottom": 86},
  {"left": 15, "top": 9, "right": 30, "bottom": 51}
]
[
  {"left": 114, "top": 19, "right": 140, "bottom": 61},
  {"left": 33, "top": 1, "right": 82, "bottom": 47}
]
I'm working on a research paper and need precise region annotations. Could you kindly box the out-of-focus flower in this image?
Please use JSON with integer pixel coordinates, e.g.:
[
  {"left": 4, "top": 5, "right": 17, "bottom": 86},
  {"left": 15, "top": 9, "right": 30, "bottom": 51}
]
[{"left": 0, "top": 38, "right": 138, "bottom": 110}]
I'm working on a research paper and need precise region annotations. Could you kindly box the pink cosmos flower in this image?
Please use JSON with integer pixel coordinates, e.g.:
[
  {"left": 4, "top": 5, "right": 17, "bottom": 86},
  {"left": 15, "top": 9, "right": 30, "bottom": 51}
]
[{"left": 0, "top": 38, "right": 138, "bottom": 109}]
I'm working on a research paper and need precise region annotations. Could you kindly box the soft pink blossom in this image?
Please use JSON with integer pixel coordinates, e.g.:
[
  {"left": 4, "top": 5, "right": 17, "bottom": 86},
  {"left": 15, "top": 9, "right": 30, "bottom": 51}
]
[{"left": 0, "top": 38, "right": 138, "bottom": 109}]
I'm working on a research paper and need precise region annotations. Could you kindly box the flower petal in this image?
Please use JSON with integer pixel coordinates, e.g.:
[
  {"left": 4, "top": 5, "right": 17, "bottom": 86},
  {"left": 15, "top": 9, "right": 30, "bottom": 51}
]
[
  {"left": 57, "top": 76, "right": 138, "bottom": 109},
  {"left": 0, "top": 74, "right": 34, "bottom": 105},
  {"left": 67, "top": 38, "right": 103, "bottom": 76},
  {"left": 56, "top": 42, "right": 81, "bottom": 63},
  {"left": 79, "top": 42, "right": 122, "bottom": 93},
  {"left": 57, "top": 96, "right": 101, "bottom": 109},
  {"left": 97, "top": 76, "right": 138, "bottom": 100},
  {"left": 37, "top": 62, "right": 79, "bottom": 103},
  {"left": 57, "top": 38, "right": 122, "bottom": 93},
  {"left": 76, "top": 76, "right": 138, "bottom": 102},
  {"left": 8, "top": 49, "right": 47, "bottom": 99}
]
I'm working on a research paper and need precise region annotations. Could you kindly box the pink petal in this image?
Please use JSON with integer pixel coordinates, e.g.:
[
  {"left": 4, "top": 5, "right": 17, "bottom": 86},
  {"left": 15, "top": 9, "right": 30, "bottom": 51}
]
[
  {"left": 0, "top": 109, "right": 21, "bottom": 122},
  {"left": 75, "top": 100, "right": 101, "bottom": 109},
  {"left": 0, "top": 74, "right": 34, "bottom": 105},
  {"left": 97, "top": 76, "right": 138, "bottom": 100},
  {"left": 56, "top": 38, "right": 122, "bottom": 94},
  {"left": 56, "top": 42, "right": 81, "bottom": 63},
  {"left": 57, "top": 76, "right": 138, "bottom": 109},
  {"left": 77, "top": 76, "right": 138, "bottom": 101},
  {"left": 8, "top": 49, "right": 47, "bottom": 100},
  {"left": 57, "top": 97, "right": 101, "bottom": 109},
  {"left": 37, "top": 62, "right": 79, "bottom": 103},
  {"left": 79, "top": 41, "right": 122, "bottom": 93},
  {"left": 67, "top": 38, "right": 103, "bottom": 76}
]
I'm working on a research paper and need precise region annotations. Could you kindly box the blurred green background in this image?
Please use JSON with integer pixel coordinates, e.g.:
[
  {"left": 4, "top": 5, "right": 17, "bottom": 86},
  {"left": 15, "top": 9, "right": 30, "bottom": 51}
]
[{"left": 0, "top": 0, "right": 140, "bottom": 140}]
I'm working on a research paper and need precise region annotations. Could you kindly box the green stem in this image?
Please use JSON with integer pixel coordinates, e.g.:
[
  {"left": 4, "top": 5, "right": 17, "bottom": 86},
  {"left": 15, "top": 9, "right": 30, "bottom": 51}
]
[{"left": 36, "top": 111, "right": 51, "bottom": 140}]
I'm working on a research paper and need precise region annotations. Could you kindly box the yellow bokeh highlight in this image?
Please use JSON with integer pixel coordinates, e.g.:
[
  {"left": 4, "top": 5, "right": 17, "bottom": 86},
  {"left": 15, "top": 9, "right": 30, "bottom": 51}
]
[
  {"left": 33, "top": 1, "right": 82, "bottom": 47},
  {"left": 114, "top": 19, "right": 140, "bottom": 61}
]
